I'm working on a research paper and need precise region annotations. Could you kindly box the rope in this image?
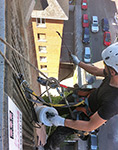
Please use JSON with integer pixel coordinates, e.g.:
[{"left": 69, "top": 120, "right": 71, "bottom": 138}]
[
  {"left": 0, "top": 50, "right": 19, "bottom": 76},
  {"left": 0, "top": 40, "right": 65, "bottom": 103},
  {"left": 25, "top": 87, "right": 85, "bottom": 108},
  {"left": 0, "top": 48, "right": 85, "bottom": 108},
  {"left": 0, "top": 38, "right": 62, "bottom": 103},
  {"left": 0, "top": 37, "right": 80, "bottom": 119},
  {"left": 0, "top": 37, "right": 48, "bottom": 79}
]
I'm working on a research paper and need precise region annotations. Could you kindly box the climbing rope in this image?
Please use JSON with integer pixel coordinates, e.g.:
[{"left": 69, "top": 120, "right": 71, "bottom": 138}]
[
  {"left": 0, "top": 50, "right": 19, "bottom": 76},
  {"left": 0, "top": 37, "right": 85, "bottom": 120},
  {"left": 0, "top": 38, "right": 65, "bottom": 101},
  {"left": 0, "top": 37, "right": 48, "bottom": 79},
  {"left": 0, "top": 45, "right": 85, "bottom": 108}
]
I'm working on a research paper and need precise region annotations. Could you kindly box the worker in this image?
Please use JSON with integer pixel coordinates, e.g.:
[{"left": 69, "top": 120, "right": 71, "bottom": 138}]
[{"left": 41, "top": 43, "right": 118, "bottom": 150}]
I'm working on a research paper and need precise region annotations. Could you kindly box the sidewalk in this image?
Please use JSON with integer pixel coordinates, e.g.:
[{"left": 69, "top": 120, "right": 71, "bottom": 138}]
[{"left": 74, "top": 0, "right": 84, "bottom": 87}]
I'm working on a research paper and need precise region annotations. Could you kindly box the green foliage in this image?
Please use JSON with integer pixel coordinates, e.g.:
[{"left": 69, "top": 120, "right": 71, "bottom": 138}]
[
  {"left": 42, "top": 94, "right": 62, "bottom": 104},
  {"left": 42, "top": 91, "right": 72, "bottom": 104}
]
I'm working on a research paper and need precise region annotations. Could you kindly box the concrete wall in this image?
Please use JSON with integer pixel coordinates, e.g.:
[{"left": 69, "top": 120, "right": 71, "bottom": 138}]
[
  {"left": 20, "top": 0, "right": 36, "bottom": 23},
  {"left": 0, "top": 0, "right": 42, "bottom": 149},
  {"left": 0, "top": 0, "right": 5, "bottom": 149}
]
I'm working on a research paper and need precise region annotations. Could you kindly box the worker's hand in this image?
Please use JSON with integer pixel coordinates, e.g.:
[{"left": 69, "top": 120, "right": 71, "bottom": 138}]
[
  {"left": 49, "top": 115, "right": 65, "bottom": 126},
  {"left": 71, "top": 54, "right": 81, "bottom": 65}
]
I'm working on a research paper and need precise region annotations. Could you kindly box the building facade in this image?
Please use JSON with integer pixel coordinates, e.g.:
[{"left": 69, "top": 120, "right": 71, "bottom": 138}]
[
  {"left": 31, "top": 0, "right": 69, "bottom": 79},
  {"left": 0, "top": 0, "right": 46, "bottom": 149}
]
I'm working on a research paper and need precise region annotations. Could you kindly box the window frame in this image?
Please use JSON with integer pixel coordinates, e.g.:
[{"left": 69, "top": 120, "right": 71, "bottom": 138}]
[
  {"left": 40, "top": 56, "right": 47, "bottom": 62},
  {"left": 37, "top": 33, "right": 46, "bottom": 42},
  {"left": 36, "top": 18, "right": 46, "bottom": 27},
  {"left": 40, "top": 65, "right": 47, "bottom": 70},
  {"left": 39, "top": 46, "right": 47, "bottom": 53}
]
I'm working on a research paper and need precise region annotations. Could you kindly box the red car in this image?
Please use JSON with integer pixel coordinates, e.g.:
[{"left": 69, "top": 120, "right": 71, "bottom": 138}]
[
  {"left": 103, "top": 31, "right": 111, "bottom": 46},
  {"left": 81, "top": 0, "right": 88, "bottom": 10},
  {"left": 82, "top": 14, "right": 89, "bottom": 27}
]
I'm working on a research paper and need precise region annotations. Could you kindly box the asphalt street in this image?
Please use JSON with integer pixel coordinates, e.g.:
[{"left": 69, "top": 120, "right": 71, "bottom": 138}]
[
  {"left": 83, "top": 0, "right": 118, "bottom": 149},
  {"left": 62, "top": 0, "right": 118, "bottom": 149},
  {"left": 87, "top": 0, "right": 118, "bottom": 63}
]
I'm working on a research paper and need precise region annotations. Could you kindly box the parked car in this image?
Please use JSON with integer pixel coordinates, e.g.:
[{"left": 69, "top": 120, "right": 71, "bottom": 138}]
[
  {"left": 85, "top": 72, "right": 96, "bottom": 84},
  {"left": 82, "top": 28, "right": 90, "bottom": 44},
  {"left": 91, "top": 16, "right": 99, "bottom": 33},
  {"left": 114, "top": 12, "right": 118, "bottom": 25},
  {"left": 88, "top": 134, "right": 98, "bottom": 150},
  {"left": 84, "top": 47, "right": 91, "bottom": 63},
  {"left": 82, "top": 14, "right": 89, "bottom": 28},
  {"left": 103, "top": 31, "right": 111, "bottom": 46},
  {"left": 69, "top": 0, "right": 74, "bottom": 4},
  {"left": 81, "top": 0, "right": 88, "bottom": 10},
  {"left": 101, "top": 18, "right": 109, "bottom": 31}
]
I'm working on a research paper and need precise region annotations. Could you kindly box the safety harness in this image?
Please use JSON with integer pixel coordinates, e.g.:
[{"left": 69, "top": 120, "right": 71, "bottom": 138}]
[{"left": 75, "top": 88, "right": 95, "bottom": 118}]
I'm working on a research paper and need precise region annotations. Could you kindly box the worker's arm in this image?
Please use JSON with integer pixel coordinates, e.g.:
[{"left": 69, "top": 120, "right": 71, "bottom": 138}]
[
  {"left": 65, "top": 111, "right": 107, "bottom": 132},
  {"left": 48, "top": 111, "right": 106, "bottom": 131},
  {"left": 79, "top": 62, "right": 104, "bottom": 77},
  {"left": 71, "top": 54, "right": 105, "bottom": 77}
]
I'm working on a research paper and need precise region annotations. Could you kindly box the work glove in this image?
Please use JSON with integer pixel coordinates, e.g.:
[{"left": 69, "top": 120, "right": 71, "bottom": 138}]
[
  {"left": 49, "top": 114, "right": 65, "bottom": 127},
  {"left": 71, "top": 54, "right": 81, "bottom": 65}
]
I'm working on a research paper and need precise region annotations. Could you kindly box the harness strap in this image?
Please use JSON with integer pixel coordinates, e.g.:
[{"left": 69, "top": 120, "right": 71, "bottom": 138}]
[
  {"left": 77, "top": 88, "right": 95, "bottom": 97},
  {"left": 75, "top": 88, "right": 96, "bottom": 118},
  {"left": 75, "top": 107, "right": 89, "bottom": 117}
]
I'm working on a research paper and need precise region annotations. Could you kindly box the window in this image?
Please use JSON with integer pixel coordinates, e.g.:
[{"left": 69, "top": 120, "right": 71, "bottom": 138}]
[
  {"left": 37, "top": 33, "right": 46, "bottom": 41},
  {"left": 40, "top": 65, "right": 47, "bottom": 70},
  {"left": 40, "top": 56, "right": 47, "bottom": 62},
  {"left": 39, "top": 46, "right": 47, "bottom": 53},
  {"left": 36, "top": 18, "right": 46, "bottom": 27}
]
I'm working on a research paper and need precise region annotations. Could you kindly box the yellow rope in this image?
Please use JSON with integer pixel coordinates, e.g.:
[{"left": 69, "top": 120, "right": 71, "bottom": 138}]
[{"left": 49, "top": 100, "right": 85, "bottom": 107}]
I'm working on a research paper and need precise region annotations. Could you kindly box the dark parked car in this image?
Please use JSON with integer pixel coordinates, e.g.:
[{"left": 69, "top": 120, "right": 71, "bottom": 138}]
[
  {"left": 88, "top": 134, "right": 98, "bottom": 150},
  {"left": 101, "top": 18, "right": 109, "bottom": 31},
  {"left": 82, "top": 27, "right": 90, "bottom": 44}
]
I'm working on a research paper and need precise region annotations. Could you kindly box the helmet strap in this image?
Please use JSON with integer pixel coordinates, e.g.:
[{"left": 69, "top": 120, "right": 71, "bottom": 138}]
[{"left": 106, "top": 66, "right": 112, "bottom": 78}]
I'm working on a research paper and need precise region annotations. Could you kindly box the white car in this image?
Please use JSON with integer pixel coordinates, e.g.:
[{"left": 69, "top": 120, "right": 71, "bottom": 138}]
[
  {"left": 91, "top": 16, "right": 99, "bottom": 33},
  {"left": 84, "top": 47, "right": 91, "bottom": 63},
  {"left": 114, "top": 12, "right": 118, "bottom": 25}
]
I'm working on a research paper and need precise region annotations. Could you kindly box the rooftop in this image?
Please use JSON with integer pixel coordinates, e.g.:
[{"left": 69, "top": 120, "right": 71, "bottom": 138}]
[{"left": 32, "top": 0, "right": 69, "bottom": 20}]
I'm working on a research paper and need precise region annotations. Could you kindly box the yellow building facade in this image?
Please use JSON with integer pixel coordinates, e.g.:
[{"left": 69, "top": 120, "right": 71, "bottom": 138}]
[
  {"left": 31, "top": 0, "right": 69, "bottom": 79},
  {"left": 32, "top": 18, "right": 64, "bottom": 78}
]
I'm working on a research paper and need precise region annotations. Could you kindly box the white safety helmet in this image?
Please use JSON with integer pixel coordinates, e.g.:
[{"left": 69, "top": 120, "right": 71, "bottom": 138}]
[{"left": 102, "top": 42, "right": 118, "bottom": 73}]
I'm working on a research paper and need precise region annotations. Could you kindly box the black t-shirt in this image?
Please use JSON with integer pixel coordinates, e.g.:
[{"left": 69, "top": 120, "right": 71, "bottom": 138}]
[{"left": 88, "top": 76, "right": 118, "bottom": 120}]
